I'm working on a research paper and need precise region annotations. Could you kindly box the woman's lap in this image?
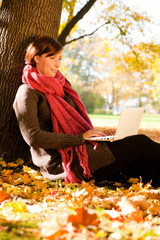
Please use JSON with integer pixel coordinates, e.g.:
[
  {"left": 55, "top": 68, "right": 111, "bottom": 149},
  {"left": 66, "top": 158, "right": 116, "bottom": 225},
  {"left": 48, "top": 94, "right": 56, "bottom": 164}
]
[{"left": 93, "top": 134, "right": 160, "bottom": 186}]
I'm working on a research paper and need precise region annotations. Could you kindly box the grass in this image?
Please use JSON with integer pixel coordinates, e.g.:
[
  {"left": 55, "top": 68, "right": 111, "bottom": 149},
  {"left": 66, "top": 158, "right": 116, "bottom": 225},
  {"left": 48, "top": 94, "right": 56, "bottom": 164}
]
[{"left": 89, "top": 113, "right": 160, "bottom": 129}]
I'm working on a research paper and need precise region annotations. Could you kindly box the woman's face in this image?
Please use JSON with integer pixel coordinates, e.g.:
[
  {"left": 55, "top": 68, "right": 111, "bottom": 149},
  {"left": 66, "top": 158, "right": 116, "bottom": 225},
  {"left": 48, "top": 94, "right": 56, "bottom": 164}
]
[{"left": 34, "top": 50, "right": 62, "bottom": 77}]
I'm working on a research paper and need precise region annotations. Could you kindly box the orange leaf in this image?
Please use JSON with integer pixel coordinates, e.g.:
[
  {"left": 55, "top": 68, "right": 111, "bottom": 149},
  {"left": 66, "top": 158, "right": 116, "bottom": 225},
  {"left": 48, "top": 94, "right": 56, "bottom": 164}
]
[
  {"left": 45, "top": 230, "right": 67, "bottom": 239},
  {"left": 126, "top": 210, "right": 144, "bottom": 223},
  {"left": 18, "top": 172, "right": 31, "bottom": 185},
  {"left": 7, "top": 162, "right": 19, "bottom": 168},
  {"left": 33, "top": 180, "right": 48, "bottom": 190},
  {"left": 0, "top": 190, "right": 9, "bottom": 203},
  {"left": 2, "top": 169, "right": 13, "bottom": 176},
  {"left": 67, "top": 208, "right": 100, "bottom": 227},
  {"left": 0, "top": 161, "right": 7, "bottom": 167}
]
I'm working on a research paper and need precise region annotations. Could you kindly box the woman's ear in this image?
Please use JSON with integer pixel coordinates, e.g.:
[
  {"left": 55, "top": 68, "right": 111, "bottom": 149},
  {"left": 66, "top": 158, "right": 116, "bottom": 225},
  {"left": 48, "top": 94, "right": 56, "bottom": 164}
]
[{"left": 34, "top": 55, "right": 39, "bottom": 64}]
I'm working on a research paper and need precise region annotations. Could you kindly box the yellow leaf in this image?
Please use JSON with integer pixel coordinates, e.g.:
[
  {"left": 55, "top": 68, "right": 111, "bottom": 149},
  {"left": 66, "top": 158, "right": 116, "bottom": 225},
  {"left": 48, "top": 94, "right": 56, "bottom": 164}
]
[
  {"left": 7, "top": 162, "right": 19, "bottom": 168},
  {"left": 9, "top": 202, "right": 27, "bottom": 212},
  {"left": 19, "top": 172, "right": 31, "bottom": 185},
  {"left": 128, "top": 178, "right": 139, "bottom": 184},
  {"left": 2, "top": 169, "right": 13, "bottom": 176},
  {"left": 96, "top": 230, "right": 107, "bottom": 238},
  {"left": 33, "top": 180, "right": 48, "bottom": 190},
  {"left": 16, "top": 158, "right": 24, "bottom": 165}
]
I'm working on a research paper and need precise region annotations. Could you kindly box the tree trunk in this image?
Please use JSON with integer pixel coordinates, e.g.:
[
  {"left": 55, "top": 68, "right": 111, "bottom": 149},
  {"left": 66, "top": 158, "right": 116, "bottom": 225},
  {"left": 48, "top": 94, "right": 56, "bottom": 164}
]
[{"left": 0, "top": 0, "right": 63, "bottom": 161}]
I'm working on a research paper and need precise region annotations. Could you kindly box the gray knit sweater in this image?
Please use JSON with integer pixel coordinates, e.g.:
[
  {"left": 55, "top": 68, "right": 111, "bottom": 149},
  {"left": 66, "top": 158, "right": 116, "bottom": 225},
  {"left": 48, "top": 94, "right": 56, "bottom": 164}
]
[{"left": 13, "top": 84, "right": 115, "bottom": 181}]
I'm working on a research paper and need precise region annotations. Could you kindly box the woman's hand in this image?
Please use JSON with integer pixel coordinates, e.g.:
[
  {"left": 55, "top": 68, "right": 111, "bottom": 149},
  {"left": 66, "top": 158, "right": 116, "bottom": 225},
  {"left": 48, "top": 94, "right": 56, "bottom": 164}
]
[
  {"left": 82, "top": 129, "right": 107, "bottom": 141},
  {"left": 82, "top": 129, "right": 116, "bottom": 142},
  {"left": 104, "top": 129, "right": 116, "bottom": 136}
]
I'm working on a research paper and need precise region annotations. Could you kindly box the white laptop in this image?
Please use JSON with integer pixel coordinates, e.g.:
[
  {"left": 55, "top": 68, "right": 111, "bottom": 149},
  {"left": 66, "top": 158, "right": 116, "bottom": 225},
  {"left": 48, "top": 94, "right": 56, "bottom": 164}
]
[{"left": 85, "top": 107, "right": 144, "bottom": 141}]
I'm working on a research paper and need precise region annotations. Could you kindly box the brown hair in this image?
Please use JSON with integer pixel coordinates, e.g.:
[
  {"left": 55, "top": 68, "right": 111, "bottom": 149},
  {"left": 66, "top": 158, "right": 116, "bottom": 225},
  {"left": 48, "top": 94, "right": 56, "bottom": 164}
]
[{"left": 25, "top": 36, "right": 63, "bottom": 66}]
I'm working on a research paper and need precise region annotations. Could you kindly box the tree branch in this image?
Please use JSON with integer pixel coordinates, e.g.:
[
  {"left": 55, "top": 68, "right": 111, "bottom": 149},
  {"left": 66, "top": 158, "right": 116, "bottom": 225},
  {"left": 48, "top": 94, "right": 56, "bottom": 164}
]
[
  {"left": 58, "top": 0, "right": 97, "bottom": 46},
  {"left": 64, "top": 21, "right": 111, "bottom": 45}
]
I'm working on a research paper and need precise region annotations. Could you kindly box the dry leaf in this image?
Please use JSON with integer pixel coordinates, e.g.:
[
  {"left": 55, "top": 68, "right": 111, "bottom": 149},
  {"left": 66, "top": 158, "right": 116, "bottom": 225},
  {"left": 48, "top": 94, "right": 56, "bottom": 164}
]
[
  {"left": 129, "top": 195, "right": 148, "bottom": 211},
  {"left": 67, "top": 208, "right": 100, "bottom": 227},
  {"left": 0, "top": 190, "right": 9, "bottom": 203}
]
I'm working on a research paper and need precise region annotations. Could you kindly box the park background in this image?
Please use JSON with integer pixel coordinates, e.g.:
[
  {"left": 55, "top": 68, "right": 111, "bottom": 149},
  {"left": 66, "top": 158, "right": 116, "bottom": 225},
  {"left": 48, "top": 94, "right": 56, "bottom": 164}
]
[
  {"left": 60, "top": 0, "right": 160, "bottom": 117},
  {"left": 59, "top": 0, "right": 160, "bottom": 137}
]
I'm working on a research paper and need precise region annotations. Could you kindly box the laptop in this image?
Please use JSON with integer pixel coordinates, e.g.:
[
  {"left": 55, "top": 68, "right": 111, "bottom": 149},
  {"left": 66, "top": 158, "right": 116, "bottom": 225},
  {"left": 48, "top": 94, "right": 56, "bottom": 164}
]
[{"left": 85, "top": 107, "right": 144, "bottom": 141}]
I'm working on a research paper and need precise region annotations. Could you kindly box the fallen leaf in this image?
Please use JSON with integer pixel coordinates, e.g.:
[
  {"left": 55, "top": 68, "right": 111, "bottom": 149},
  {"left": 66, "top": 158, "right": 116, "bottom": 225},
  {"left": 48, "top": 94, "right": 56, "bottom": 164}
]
[
  {"left": 129, "top": 195, "right": 148, "bottom": 211},
  {"left": 0, "top": 190, "right": 9, "bottom": 203},
  {"left": 67, "top": 208, "right": 100, "bottom": 227}
]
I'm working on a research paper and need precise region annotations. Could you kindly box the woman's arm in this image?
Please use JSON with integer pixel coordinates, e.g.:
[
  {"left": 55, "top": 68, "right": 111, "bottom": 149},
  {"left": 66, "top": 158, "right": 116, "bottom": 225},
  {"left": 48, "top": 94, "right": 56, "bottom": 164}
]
[{"left": 13, "top": 84, "right": 83, "bottom": 149}]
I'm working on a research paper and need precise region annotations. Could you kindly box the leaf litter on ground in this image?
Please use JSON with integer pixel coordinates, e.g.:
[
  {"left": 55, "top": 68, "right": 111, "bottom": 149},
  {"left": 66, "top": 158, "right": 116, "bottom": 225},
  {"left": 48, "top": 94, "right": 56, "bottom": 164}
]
[{"left": 0, "top": 128, "right": 160, "bottom": 239}]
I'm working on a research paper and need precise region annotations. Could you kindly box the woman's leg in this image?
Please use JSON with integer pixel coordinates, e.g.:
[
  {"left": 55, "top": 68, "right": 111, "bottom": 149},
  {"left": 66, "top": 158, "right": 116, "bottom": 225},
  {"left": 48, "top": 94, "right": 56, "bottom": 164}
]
[{"left": 93, "top": 134, "right": 160, "bottom": 186}]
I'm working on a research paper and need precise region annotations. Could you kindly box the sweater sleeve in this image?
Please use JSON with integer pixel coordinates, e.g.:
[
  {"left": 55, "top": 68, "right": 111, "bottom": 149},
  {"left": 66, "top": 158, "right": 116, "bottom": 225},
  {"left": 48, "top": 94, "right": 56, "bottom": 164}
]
[{"left": 13, "top": 85, "right": 83, "bottom": 149}]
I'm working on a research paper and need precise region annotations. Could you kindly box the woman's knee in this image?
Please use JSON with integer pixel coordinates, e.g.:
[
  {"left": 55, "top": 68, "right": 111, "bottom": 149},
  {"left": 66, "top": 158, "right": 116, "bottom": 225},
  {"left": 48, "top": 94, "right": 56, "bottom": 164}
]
[
  {"left": 136, "top": 134, "right": 150, "bottom": 142},
  {"left": 125, "top": 134, "right": 152, "bottom": 145}
]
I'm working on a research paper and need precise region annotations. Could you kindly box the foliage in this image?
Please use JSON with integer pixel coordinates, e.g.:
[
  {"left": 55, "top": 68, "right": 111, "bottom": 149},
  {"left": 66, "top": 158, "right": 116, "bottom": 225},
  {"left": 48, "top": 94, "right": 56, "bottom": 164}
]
[
  {"left": 80, "top": 90, "right": 105, "bottom": 113},
  {"left": 59, "top": 0, "right": 160, "bottom": 113},
  {"left": 61, "top": 38, "right": 106, "bottom": 113},
  {"left": 0, "top": 128, "right": 160, "bottom": 239},
  {"left": 59, "top": 0, "right": 151, "bottom": 46},
  {"left": 61, "top": 36, "right": 160, "bottom": 113}
]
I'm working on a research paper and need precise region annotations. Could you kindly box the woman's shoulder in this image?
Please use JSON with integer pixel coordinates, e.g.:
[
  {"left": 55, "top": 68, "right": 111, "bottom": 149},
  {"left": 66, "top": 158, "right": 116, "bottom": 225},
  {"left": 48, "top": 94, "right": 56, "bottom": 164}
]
[
  {"left": 17, "top": 84, "right": 35, "bottom": 94},
  {"left": 14, "top": 84, "right": 45, "bottom": 109},
  {"left": 16, "top": 84, "right": 44, "bottom": 100}
]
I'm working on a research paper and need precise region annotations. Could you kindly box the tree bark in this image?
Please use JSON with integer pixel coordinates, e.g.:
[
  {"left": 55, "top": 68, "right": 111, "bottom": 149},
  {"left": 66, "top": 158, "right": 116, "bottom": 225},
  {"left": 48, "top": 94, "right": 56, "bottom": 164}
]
[{"left": 0, "top": 0, "right": 63, "bottom": 161}]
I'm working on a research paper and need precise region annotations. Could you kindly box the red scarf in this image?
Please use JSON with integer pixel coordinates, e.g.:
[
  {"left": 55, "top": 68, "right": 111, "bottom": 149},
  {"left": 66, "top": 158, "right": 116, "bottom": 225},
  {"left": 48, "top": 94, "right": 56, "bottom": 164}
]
[{"left": 22, "top": 65, "right": 95, "bottom": 183}]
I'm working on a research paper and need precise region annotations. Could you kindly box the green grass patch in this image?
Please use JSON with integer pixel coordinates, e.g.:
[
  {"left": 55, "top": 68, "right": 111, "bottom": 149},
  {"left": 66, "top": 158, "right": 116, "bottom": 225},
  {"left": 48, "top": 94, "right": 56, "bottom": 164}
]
[{"left": 89, "top": 113, "right": 160, "bottom": 129}]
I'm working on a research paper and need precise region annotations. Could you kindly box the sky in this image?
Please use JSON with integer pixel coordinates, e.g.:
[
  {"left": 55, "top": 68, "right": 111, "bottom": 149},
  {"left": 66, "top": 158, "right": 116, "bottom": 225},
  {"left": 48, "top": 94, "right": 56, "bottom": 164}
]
[
  {"left": 123, "top": 0, "right": 160, "bottom": 43},
  {"left": 123, "top": 0, "right": 160, "bottom": 23}
]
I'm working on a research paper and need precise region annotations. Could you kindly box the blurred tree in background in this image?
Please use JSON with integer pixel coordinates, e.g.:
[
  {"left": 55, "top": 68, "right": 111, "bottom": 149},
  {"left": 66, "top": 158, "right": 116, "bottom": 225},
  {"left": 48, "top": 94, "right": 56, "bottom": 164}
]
[{"left": 59, "top": 0, "right": 160, "bottom": 113}]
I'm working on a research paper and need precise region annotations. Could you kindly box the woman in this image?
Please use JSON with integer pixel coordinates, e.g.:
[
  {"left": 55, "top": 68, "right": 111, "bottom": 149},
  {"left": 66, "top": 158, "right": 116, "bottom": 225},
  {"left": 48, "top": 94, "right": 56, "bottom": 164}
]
[{"left": 13, "top": 36, "right": 160, "bottom": 186}]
